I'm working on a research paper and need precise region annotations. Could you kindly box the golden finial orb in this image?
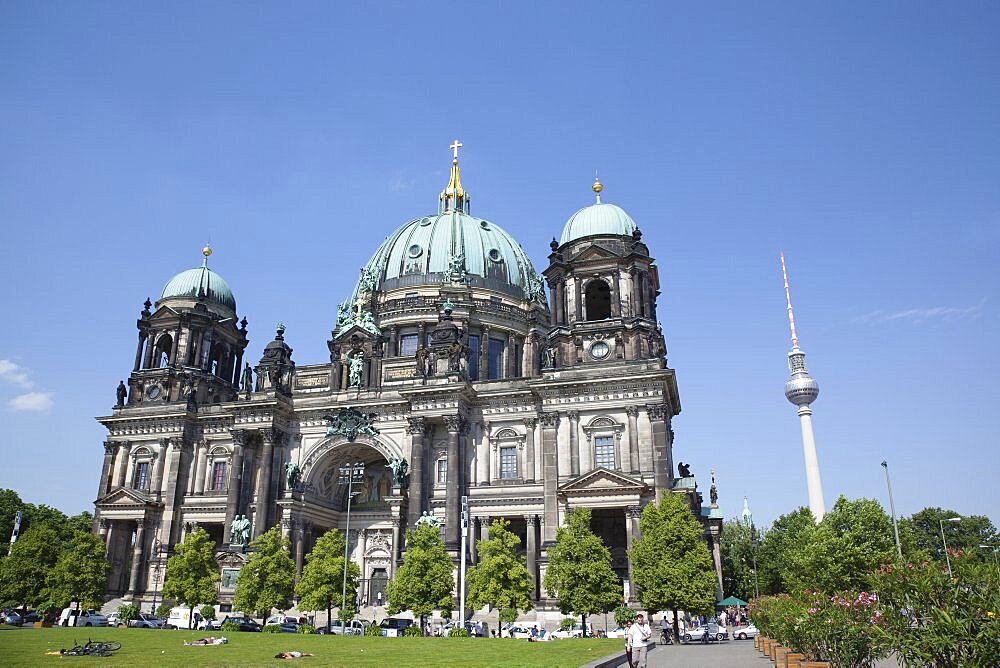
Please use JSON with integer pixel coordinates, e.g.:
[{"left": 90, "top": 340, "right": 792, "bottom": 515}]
[
  {"left": 202, "top": 244, "right": 213, "bottom": 258},
  {"left": 592, "top": 177, "right": 603, "bottom": 194}
]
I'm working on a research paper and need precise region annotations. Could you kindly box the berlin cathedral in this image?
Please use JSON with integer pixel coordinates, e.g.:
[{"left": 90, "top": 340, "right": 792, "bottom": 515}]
[{"left": 93, "top": 142, "right": 724, "bottom": 615}]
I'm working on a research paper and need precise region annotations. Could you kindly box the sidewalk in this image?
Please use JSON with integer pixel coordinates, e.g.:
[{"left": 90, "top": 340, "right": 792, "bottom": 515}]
[{"left": 645, "top": 641, "right": 771, "bottom": 668}]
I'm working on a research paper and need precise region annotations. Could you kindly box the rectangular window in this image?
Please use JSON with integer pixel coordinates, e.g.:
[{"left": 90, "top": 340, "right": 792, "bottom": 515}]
[
  {"left": 437, "top": 459, "right": 447, "bottom": 484},
  {"left": 594, "top": 436, "right": 616, "bottom": 470},
  {"left": 513, "top": 341, "right": 523, "bottom": 377},
  {"left": 132, "top": 461, "right": 150, "bottom": 490},
  {"left": 500, "top": 446, "right": 518, "bottom": 479},
  {"left": 487, "top": 338, "right": 504, "bottom": 380},
  {"left": 398, "top": 334, "right": 418, "bottom": 357},
  {"left": 467, "top": 335, "right": 480, "bottom": 381},
  {"left": 212, "top": 461, "right": 227, "bottom": 490}
]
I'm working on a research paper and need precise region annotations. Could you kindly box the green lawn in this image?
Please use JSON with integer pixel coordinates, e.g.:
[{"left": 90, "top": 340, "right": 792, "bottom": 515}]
[{"left": 0, "top": 627, "right": 622, "bottom": 667}]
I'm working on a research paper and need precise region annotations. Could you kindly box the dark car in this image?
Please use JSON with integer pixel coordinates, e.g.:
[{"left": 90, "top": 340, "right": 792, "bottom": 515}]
[
  {"left": 221, "top": 615, "right": 262, "bottom": 632},
  {"left": 21, "top": 612, "right": 41, "bottom": 625}
]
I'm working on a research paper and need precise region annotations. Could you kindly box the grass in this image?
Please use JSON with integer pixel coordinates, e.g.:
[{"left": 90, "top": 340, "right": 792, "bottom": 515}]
[{"left": 0, "top": 627, "right": 623, "bottom": 667}]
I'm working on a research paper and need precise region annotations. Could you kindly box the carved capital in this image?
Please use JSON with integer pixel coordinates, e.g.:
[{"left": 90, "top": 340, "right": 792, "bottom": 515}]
[
  {"left": 626, "top": 505, "right": 642, "bottom": 520},
  {"left": 444, "top": 415, "right": 463, "bottom": 433},
  {"left": 521, "top": 418, "right": 537, "bottom": 430},
  {"left": 135, "top": 518, "right": 146, "bottom": 530},
  {"left": 624, "top": 405, "right": 640, "bottom": 418},
  {"left": 281, "top": 518, "right": 294, "bottom": 530},
  {"left": 259, "top": 427, "right": 285, "bottom": 447},
  {"left": 158, "top": 437, "right": 171, "bottom": 450},
  {"left": 646, "top": 403, "right": 669, "bottom": 422},
  {"left": 103, "top": 441, "right": 118, "bottom": 456},
  {"left": 390, "top": 517, "right": 401, "bottom": 528},
  {"left": 230, "top": 429, "right": 249, "bottom": 448},
  {"left": 99, "top": 517, "right": 110, "bottom": 530},
  {"left": 405, "top": 416, "right": 427, "bottom": 435},
  {"left": 525, "top": 514, "right": 538, "bottom": 527},
  {"left": 567, "top": 410, "right": 580, "bottom": 423},
  {"left": 539, "top": 412, "right": 560, "bottom": 429}
]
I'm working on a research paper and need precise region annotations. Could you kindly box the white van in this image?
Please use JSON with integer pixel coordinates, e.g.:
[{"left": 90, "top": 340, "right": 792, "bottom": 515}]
[
  {"left": 58, "top": 608, "right": 108, "bottom": 627},
  {"left": 166, "top": 606, "right": 205, "bottom": 629}
]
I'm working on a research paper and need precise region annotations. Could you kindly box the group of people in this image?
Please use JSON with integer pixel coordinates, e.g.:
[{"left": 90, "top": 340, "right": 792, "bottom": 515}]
[{"left": 623, "top": 614, "right": 653, "bottom": 668}]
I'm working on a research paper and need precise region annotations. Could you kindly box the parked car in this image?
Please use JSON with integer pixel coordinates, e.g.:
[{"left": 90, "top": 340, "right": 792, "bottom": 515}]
[
  {"left": 606, "top": 627, "right": 629, "bottom": 639},
  {"left": 551, "top": 622, "right": 596, "bottom": 639},
  {"left": 220, "top": 615, "right": 262, "bottom": 632},
  {"left": 682, "top": 622, "right": 727, "bottom": 643},
  {"left": 21, "top": 611, "right": 41, "bottom": 625},
  {"left": 129, "top": 613, "right": 165, "bottom": 629},
  {"left": 379, "top": 617, "right": 414, "bottom": 637},
  {"left": 166, "top": 606, "right": 205, "bottom": 629},
  {"left": 319, "top": 619, "right": 366, "bottom": 635},
  {"left": 58, "top": 609, "right": 109, "bottom": 627},
  {"left": 199, "top": 618, "right": 221, "bottom": 631},
  {"left": 733, "top": 624, "right": 759, "bottom": 640},
  {"left": 2, "top": 609, "right": 23, "bottom": 625}
]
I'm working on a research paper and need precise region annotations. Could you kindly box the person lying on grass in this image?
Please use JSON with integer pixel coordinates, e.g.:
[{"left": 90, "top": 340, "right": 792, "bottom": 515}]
[
  {"left": 184, "top": 636, "right": 228, "bottom": 645},
  {"left": 275, "top": 651, "right": 315, "bottom": 659}
]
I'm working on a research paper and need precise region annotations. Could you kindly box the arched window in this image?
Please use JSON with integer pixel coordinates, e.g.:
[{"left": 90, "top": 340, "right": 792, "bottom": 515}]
[
  {"left": 155, "top": 334, "right": 173, "bottom": 368},
  {"left": 585, "top": 280, "right": 612, "bottom": 321}
]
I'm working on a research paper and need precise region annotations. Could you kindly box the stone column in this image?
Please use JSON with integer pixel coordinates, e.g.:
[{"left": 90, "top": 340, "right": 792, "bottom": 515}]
[
  {"left": 170, "top": 325, "right": 182, "bottom": 365},
  {"left": 224, "top": 430, "right": 247, "bottom": 534},
  {"left": 388, "top": 326, "right": 399, "bottom": 357},
  {"left": 625, "top": 506, "right": 640, "bottom": 601},
  {"left": 406, "top": 417, "right": 426, "bottom": 526},
  {"left": 294, "top": 521, "right": 306, "bottom": 578},
  {"left": 646, "top": 404, "right": 671, "bottom": 498},
  {"left": 281, "top": 517, "right": 293, "bottom": 541},
  {"left": 253, "top": 428, "right": 279, "bottom": 537},
  {"left": 114, "top": 441, "right": 133, "bottom": 488},
  {"left": 97, "top": 442, "right": 118, "bottom": 498},
  {"left": 479, "top": 325, "right": 490, "bottom": 379},
  {"left": 233, "top": 348, "right": 244, "bottom": 388},
  {"left": 444, "top": 415, "right": 462, "bottom": 550},
  {"left": 522, "top": 418, "right": 537, "bottom": 482},
  {"left": 126, "top": 518, "right": 147, "bottom": 597},
  {"left": 193, "top": 441, "right": 208, "bottom": 495},
  {"left": 630, "top": 269, "right": 641, "bottom": 318},
  {"left": 540, "top": 412, "right": 560, "bottom": 545},
  {"left": 567, "top": 411, "right": 580, "bottom": 476},
  {"left": 574, "top": 276, "right": 583, "bottom": 322},
  {"left": 525, "top": 514, "right": 538, "bottom": 600},
  {"left": 625, "top": 406, "right": 640, "bottom": 473},
  {"left": 98, "top": 517, "right": 110, "bottom": 546},
  {"left": 142, "top": 331, "right": 156, "bottom": 369},
  {"left": 711, "top": 531, "right": 724, "bottom": 601},
  {"left": 390, "top": 517, "right": 401, "bottom": 575},
  {"left": 150, "top": 438, "right": 169, "bottom": 496},
  {"left": 133, "top": 331, "right": 146, "bottom": 371},
  {"left": 610, "top": 270, "right": 621, "bottom": 317},
  {"left": 479, "top": 516, "right": 491, "bottom": 546}
]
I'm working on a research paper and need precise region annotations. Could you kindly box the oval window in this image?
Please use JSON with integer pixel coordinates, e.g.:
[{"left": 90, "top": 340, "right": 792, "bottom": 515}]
[
  {"left": 408, "top": 244, "right": 423, "bottom": 258},
  {"left": 419, "top": 217, "right": 432, "bottom": 226},
  {"left": 480, "top": 220, "right": 490, "bottom": 230},
  {"left": 488, "top": 248, "right": 501, "bottom": 262}
]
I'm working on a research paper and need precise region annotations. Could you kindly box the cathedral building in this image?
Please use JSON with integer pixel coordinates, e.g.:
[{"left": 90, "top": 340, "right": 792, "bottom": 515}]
[{"left": 93, "top": 143, "right": 724, "bottom": 612}]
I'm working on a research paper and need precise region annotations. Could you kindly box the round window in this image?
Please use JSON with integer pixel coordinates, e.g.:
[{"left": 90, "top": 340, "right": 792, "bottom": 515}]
[
  {"left": 407, "top": 244, "right": 423, "bottom": 258},
  {"left": 590, "top": 341, "right": 610, "bottom": 360},
  {"left": 480, "top": 220, "right": 490, "bottom": 230},
  {"left": 419, "top": 217, "right": 432, "bottom": 226},
  {"left": 488, "top": 248, "right": 501, "bottom": 262}
]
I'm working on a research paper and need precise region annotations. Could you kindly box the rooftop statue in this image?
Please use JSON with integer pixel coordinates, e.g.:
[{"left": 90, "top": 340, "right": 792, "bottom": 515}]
[
  {"left": 229, "top": 514, "right": 250, "bottom": 546},
  {"left": 348, "top": 352, "right": 364, "bottom": 388},
  {"left": 240, "top": 363, "right": 253, "bottom": 400},
  {"left": 415, "top": 511, "right": 440, "bottom": 528},
  {"left": 387, "top": 457, "right": 409, "bottom": 487},
  {"left": 284, "top": 461, "right": 302, "bottom": 490},
  {"left": 115, "top": 380, "right": 127, "bottom": 407}
]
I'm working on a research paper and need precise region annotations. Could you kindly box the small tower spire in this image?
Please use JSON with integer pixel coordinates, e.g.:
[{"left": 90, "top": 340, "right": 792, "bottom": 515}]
[
  {"left": 592, "top": 173, "right": 603, "bottom": 204},
  {"left": 780, "top": 251, "right": 799, "bottom": 349},
  {"left": 439, "top": 139, "right": 469, "bottom": 214}
]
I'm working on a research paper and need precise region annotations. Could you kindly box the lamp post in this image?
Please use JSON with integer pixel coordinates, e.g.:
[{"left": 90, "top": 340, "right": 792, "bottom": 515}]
[
  {"left": 150, "top": 537, "right": 162, "bottom": 616},
  {"left": 750, "top": 525, "right": 760, "bottom": 599},
  {"left": 978, "top": 544, "right": 1000, "bottom": 592},
  {"left": 939, "top": 516, "right": 962, "bottom": 577},
  {"left": 338, "top": 461, "right": 365, "bottom": 633},
  {"left": 880, "top": 461, "right": 903, "bottom": 559}
]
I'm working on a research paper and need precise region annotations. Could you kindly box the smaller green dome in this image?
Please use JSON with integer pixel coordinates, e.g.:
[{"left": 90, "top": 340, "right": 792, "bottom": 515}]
[
  {"left": 560, "top": 202, "right": 638, "bottom": 245},
  {"left": 160, "top": 266, "right": 236, "bottom": 313}
]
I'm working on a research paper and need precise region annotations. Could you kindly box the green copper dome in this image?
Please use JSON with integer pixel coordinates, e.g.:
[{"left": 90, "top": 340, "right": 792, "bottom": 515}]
[
  {"left": 356, "top": 211, "right": 545, "bottom": 302},
  {"left": 560, "top": 202, "right": 638, "bottom": 245},
  {"left": 160, "top": 265, "right": 237, "bottom": 313}
]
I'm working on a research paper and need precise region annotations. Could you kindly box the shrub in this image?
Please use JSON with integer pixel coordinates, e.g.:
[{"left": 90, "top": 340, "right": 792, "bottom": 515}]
[
  {"left": 221, "top": 621, "right": 240, "bottom": 632},
  {"left": 297, "top": 623, "right": 317, "bottom": 634},
  {"left": 116, "top": 603, "right": 140, "bottom": 626},
  {"left": 199, "top": 604, "right": 216, "bottom": 621},
  {"left": 403, "top": 625, "right": 422, "bottom": 637},
  {"left": 365, "top": 624, "right": 383, "bottom": 636},
  {"left": 263, "top": 623, "right": 282, "bottom": 633},
  {"left": 448, "top": 627, "right": 469, "bottom": 637},
  {"left": 559, "top": 617, "right": 576, "bottom": 631},
  {"left": 155, "top": 602, "right": 173, "bottom": 619},
  {"left": 613, "top": 606, "right": 636, "bottom": 627}
]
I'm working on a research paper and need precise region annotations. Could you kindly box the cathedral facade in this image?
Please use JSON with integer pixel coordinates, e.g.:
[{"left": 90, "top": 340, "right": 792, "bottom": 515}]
[{"left": 93, "top": 145, "right": 723, "bottom": 612}]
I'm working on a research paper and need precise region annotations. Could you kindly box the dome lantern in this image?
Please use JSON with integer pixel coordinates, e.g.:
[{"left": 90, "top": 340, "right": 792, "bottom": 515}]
[{"left": 559, "top": 179, "right": 638, "bottom": 245}]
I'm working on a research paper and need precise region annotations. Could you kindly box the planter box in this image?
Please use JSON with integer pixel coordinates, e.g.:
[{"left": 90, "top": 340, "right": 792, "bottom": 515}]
[
  {"left": 775, "top": 646, "right": 790, "bottom": 666},
  {"left": 34, "top": 621, "right": 54, "bottom": 628},
  {"left": 799, "top": 663, "right": 832, "bottom": 668},
  {"left": 785, "top": 653, "right": 806, "bottom": 668}
]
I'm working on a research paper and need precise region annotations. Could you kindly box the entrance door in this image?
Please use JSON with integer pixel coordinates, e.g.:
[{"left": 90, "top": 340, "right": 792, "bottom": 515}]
[{"left": 369, "top": 568, "right": 388, "bottom": 606}]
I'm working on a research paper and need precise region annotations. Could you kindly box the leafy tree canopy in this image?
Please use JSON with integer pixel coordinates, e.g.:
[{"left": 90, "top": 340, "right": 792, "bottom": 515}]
[
  {"left": 162, "top": 527, "right": 219, "bottom": 627},
  {"left": 42, "top": 532, "right": 109, "bottom": 611},
  {"left": 901, "top": 507, "right": 998, "bottom": 565},
  {"left": 629, "top": 493, "right": 717, "bottom": 617},
  {"left": 466, "top": 518, "right": 533, "bottom": 624},
  {"left": 232, "top": 527, "right": 295, "bottom": 624},
  {"left": 756, "top": 507, "right": 817, "bottom": 595},
  {"left": 295, "top": 528, "right": 360, "bottom": 624},
  {"left": 0, "top": 524, "right": 62, "bottom": 608},
  {"left": 720, "top": 519, "right": 757, "bottom": 602},
  {"left": 386, "top": 523, "right": 454, "bottom": 623},
  {"left": 543, "top": 508, "right": 621, "bottom": 625}
]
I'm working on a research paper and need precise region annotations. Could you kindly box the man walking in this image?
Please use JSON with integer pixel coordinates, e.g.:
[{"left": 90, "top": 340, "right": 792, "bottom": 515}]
[{"left": 628, "top": 613, "right": 652, "bottom": 668}]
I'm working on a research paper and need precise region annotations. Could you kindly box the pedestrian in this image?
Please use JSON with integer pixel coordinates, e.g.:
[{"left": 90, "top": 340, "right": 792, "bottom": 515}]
[
  {"left": 659, "top": 615, "right": 670, "bottom": 640},
  {"left": 624, "top": 618, "right": 634, "bottom": 668},
  {"left": 628, "top": 614, "right": 651, "bottom": 668}
]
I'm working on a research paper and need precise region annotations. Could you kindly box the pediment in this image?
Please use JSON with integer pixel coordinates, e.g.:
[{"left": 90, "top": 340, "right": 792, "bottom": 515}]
[
  {"left": 573, "top": 244, "right": 621, "bottom": 262},
  {"left": 335, "top": 325, "right": 379, "bottom": 343},
  {"left": 558, "top": 468, "right": 648, "bottom": 496},
  {"left": 96, "top": 487, "right": 156, "bottom": 507}
]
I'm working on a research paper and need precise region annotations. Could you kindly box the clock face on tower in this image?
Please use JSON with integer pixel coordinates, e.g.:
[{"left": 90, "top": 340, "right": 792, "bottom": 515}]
[
  {"left": 590, "top": 341, "right": 610, "bottom": 360},
  {"left": 146, "top": 384, "right": 161, "bottom": 400}
]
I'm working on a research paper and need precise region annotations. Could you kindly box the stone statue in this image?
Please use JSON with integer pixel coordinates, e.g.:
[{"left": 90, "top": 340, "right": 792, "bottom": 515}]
[
  {"left": 268, "top": 366, "right": 284, "bottom": 393},
  {"left": 284, "top": 461, "right": 302, "bottom": 490},
  {"left": 348, "top": 352, "right": 364, "bottom": 387},
  {"left": 359, "top": 310, "right": 382, "bottom": 336},
  {"left": 415, "top": 511, "right": 440, "bottom": 528},
  {"left": 542, "top": 345, "right": 557, "bottom": 369},
  {"left": 447, "top": 341, "right": 463, "bottom": 372},
  {"left": 710, "top": 484, "right": 718, "bottom": 505},
  {"left": 115, "top": 380, "right": 127, "bottom": 407},
  {"left": 240, "top": 363, "right": 253, "bottom": 399},
  {"left": 387, "top": 457, "right": 408, "bottom": 487},
  {"left": 414, "top": 346, "right": 429, "bottom": 377},
  {"left": 427, "top": 349, "right": 437, "bottom": 376},
  {"left": 336, "top": 299, "right": 350, "bottom": 327},
  {"left": 678, "top": 462, "right": 692, "bottom": 478},
  {"left": 229, "top": 514, "right": 250, "bottom": 545},
  {"left": 446, "top": 253, "right": 467, "bottom": 282}
]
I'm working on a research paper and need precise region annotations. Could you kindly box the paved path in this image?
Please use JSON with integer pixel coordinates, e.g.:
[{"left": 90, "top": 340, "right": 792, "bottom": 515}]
[{"left": 644, "top": 639, "right": 770, "bottom": 668}]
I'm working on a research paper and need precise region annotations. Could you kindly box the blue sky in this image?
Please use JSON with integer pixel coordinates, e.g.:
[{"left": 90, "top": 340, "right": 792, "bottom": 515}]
[{"left": 1, "top": 2, "right": 997, "bottom": 530}]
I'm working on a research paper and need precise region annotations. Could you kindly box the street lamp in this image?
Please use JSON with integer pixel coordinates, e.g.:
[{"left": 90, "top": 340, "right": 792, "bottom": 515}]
[
  {"left": 939, "top": 516, "right": 962, "bottom": 577},
  {"left": 150, "top": 538, "right": 163, "bottom": 616},
  {"left": 880, "top": 461, "right": 903, "bottom": 560},
  {"left": 338, "top": 461, "right": 365, "bottom": 633},
  {"left": 978, "top": 544, "right": 1000, "bottom": 592}
]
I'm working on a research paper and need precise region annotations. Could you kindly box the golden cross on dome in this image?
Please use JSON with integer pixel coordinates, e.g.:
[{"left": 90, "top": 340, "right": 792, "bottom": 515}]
[{"left": 450, "top": 139, "right": 463, "bottom": 160}]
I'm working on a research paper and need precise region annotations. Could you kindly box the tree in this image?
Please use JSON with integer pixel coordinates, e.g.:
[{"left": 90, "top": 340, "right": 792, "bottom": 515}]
[
  {"left": 629, "top": 493, "right": 717, "bottom": 639},
  {"left": 544, "top": 508, "right": 621, "bottom": 635},
  {"left": 784, "top": 496, "right": 897, "bottom": 593},
  {"left": 720, "top": 519, "right": 757, "bottom": 602},
  {"left": 902, "top": 507, "right": 999, "bottom": 565},
  {"left": 232, "top": 527, "right": 295, "bottom": 625},
  {"left": 756, "top": 507, "right": 816, "bottom": 595},
  {"left": 162, "top": 527, "right": 219, "bottom": 628},
  {"left": 0, "top": 489, "right": 23, "bottom": 558},
  {"left": 295, "top": 528, "right": 360, "bottom": 630},
  {"left": 42, "top": 532, "right": 109, "bottom": 611},
  {"left": 0, "top": 524, "right": 61, "bottom": 609},
  {"left": 386, "top": 523, "right": 454, "bottom": 631},
  {"left": 466, "top": 518, "right": 533, "bottom": 624}
]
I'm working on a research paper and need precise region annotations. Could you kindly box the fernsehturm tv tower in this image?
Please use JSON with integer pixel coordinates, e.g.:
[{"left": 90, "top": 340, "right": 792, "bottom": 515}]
[{"left": 780, "top": 252, "right": 826, "bottom": 522}]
